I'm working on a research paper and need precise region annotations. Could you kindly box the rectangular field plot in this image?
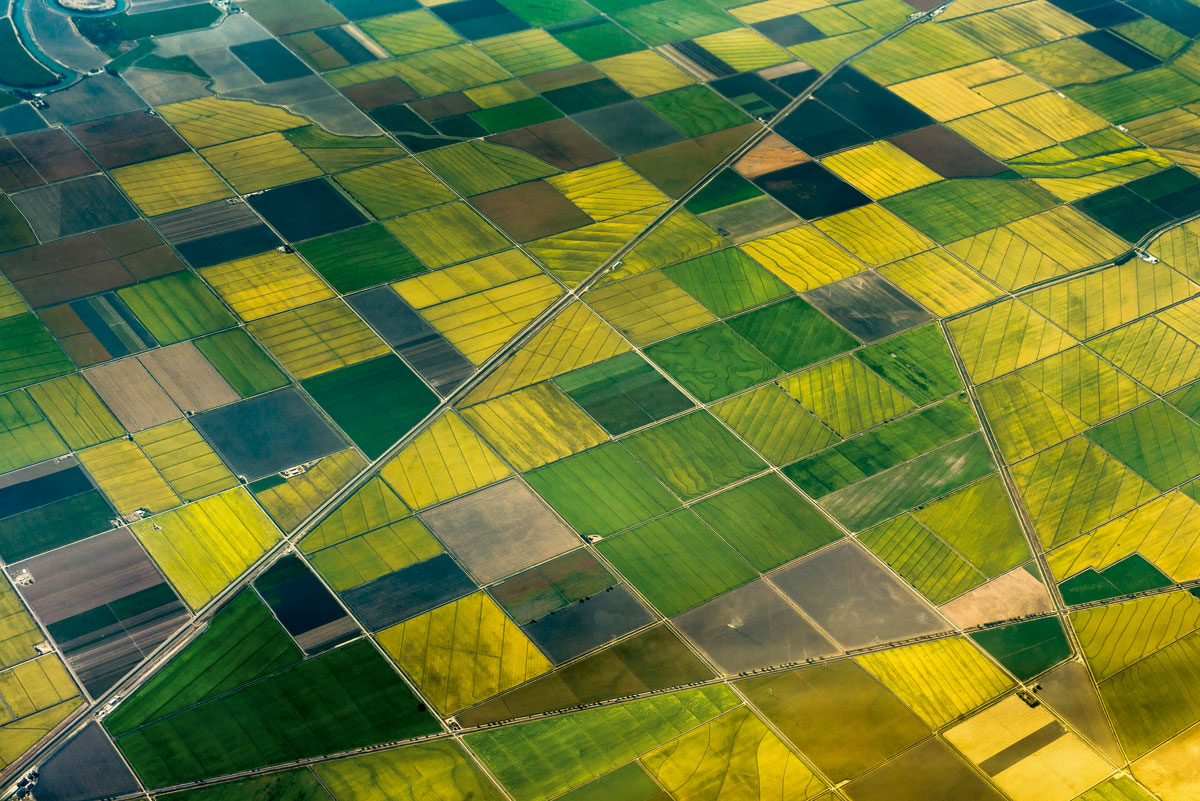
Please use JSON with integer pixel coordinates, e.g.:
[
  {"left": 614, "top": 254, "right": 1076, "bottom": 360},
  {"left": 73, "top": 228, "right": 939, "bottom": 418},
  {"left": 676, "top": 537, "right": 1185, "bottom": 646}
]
[
  {"left": 114, "top": 638, "right": 437, "bottom": 788},
  {"left": 15, "top": 529, "right": 189, "bottom": 696},
  {"left": 131, "top": 488, "right": 280, "bottom": 610}
]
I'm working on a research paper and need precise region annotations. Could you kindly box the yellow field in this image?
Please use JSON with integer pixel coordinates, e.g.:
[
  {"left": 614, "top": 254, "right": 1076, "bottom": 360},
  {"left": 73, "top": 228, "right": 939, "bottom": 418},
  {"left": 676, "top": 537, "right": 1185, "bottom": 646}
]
[
  {"left": 200, "top": 132, "right": 322, "bottom": 194},
  {"left": 0, "top": 655, "right": 80, "bottom": 771},
  {"left": 461, "top": 382, "right": 607, "bottom": 471},
  {"left": 1025, "top": 261, "right": 1197, "bottom": 340},
  {"left": 548, "top": 161, "right": 669, "bottom": 221},
  {"left": 310, "top": 516, "right": 443, "bottom": 592},
  {"left": 1155, "top": 223, "right": 1200, "bottom": 282},
  {"left": 730, "top": 0, "right": 827, "bottom": 23},
  {"left": 78, "top": 439, "right": 180, "bottom": 514},
  {"left": 585, "top": 271, "right": 715, "bottom": 346},
  {"left": 822, "top": 142, "right": 941, "bottom": 200},
  {"left": 476, "top": 29, "right": 580, "bottom": 76},
  {"left": 316, "top": 742, "right": 504, "bottom": 801},
  {"left": 377, "top": 592, "right": 552, "bottom": 714},
  {"left": 385, "top": 203, "right": 509, "bottom": 268},
  {"left": 247, "top": 298, "right": 390, "bottom": 379},
  {"left": 253, "top": 449, "right": 367, "bottom": 532},
  {"left": 132, "top": 488, "right": 280, "bottom": 609},
  {"left": 642, "top": 707, "right": 825, "bottom": 801},
  {"left": 1016, "top": 345, "right": 1151, "bottom": 426},
  {"left": 462, "top": 302, "right": 631, "bottom": 403},
  {"left": 1007, "top": 92, "right": 1108, "bottom": 142},
  {"left": 977, "top": 373, "right": 1088, "bottom": 463},
  {"left": 946, "top": 695, "right": 1113, "bottom": 801},
  {"left": 779, "top": 356, "right": 915, "bottom": 436},
  {"left": 1050, "top": 490, "right": 1200, "bottom": 583},
  {"left": 0, "top": 583, "right": 41, "bottom": 671},
  {"left": 610, "top": 209, "right": 727, "bottom": 281},
  {"left": 359, "top": 9, "right": 460, "bottom": 55},
  {"left": 27, "top": 374, "right": 124, "bottom": 449},
  {"left": 1073, "top": 591, "right": 1200, "bottom": 681},
  {"left": 946, "top": 226, "right": 1068, "bottom": 290},
  {"left": 1158, "top": 296, "right": 1200, "bottom": 342},
  {"left": 712, "top": 384, "right": 837, "bottom": 466},
  {"left": 415, "top": 274, "right": 563, "bottom": 365},
  {"left": 857, "top": 638, "right": 1013, "bottom": 727},
  {"left": 0, "top": 276, "right": 24, "bottom": 319},
  {"left": 1134, "top": 720, "right": 1200, "bottom": 801},
  {"left": 0, "top": 697, "right": 82, "bottom": 772},
  {"left": 302, "top": 477, "right": 411, "bottom": 552},
  {"left": 111, "top": 152, "right": 233, "bottom": 216},
  {"left": 880, "top": 250, "right": 1004, "bottom": 316},
  {"left": 813, "top": 204, "right": 934, "bottom": 267},
  {"left": 595, "top": 50, "right": 694, "bottom": 97},
  {"left": 692, "top": 28, "right": 792, "bottom": 71},
  {"left": 1090, "top": 317, "right": 1200, "bottom": 394},
  {"left": 134, "top": 419, "right": 238, "bottom": 502},
  {"left": 380, "top": 411, "right": 511, "bottom": 509},
  {"left": 394, "top": 250, "right": 542, "bottom": 309},
  {"left": 526, "top": 204, "right": 667, "bottom": 286},
  {"left": 200, "top": 250, "right": 336, "bottom": 322},
  {"left": 947, "top": 300, "right": 1074, "bottom": 383},
  {"left": 0, "top": 655, "right": 76, "bottom": 720},
  {"left": 465, "top": 79, "right": 536, "bottom": 108},
  {"left": 1010, "top": 435, "right": 1158, "bottom": 549},
  {"left": 948, "top": 108, "right": 1057, "bottom": 159},
  {"left": 388, "top": 45, "right": 512, "bottom": 97},
  {"left": 891, "top": 70, "right": 997, "bottom": 121},
  {"left": 333, "top": 158, "right": 455, "bottom": 219},
  {"left": 975, "top": 74, "right": 1047, "bottom": 105},
  {"left": 157, "top": 97, "right": 309, "bottom": 148},
  {"left": 739, "top": 225, "right": 867, "bottom": 292}
]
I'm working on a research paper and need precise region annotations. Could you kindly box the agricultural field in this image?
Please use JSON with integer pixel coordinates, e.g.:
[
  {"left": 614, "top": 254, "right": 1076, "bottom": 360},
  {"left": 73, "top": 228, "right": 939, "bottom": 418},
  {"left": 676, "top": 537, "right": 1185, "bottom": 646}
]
[{"left": 3, "top": 0, "right": 1200, "bottom": 796}]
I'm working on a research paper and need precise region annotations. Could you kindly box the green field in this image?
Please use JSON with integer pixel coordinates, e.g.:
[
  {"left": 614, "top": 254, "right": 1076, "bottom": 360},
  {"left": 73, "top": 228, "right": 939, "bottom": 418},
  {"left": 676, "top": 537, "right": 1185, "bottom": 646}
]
[
  {"left": 116, "top": 639, "right": 438, "bottom": 787},
  {"left": 597, "top": 509, "right": 757, "bottom": 616}
]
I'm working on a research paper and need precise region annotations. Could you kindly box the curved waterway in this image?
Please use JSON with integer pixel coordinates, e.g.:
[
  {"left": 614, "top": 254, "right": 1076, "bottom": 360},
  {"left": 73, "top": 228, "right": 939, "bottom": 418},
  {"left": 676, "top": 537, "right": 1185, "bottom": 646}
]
[{"left": 3, "top": 0, "right": 131, "bottom": 92}]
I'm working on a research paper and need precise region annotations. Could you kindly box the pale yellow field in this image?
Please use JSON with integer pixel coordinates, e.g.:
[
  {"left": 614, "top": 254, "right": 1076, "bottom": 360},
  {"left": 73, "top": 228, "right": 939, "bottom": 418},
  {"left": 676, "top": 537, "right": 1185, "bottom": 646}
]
[
  {"left": 739, "top": 225, "right": 867, "bottom": 291},
  {"left": 416, "top": 274, "right": 563, "bottom": 365},
  {"left": 200, "top": 251, "right": 336, "bottom": 322},
  {"left": 595, "top": 50, "right": 694, "bottom": 97},
  {"left": 78, "top": 439, "right": 180, "bottom": 514},
  {"left": 462, "top": 302, "right": 632, "bottom": 403},
  {"left": 132, "top": 488, "right": 280, "bottom": 609},
  {"left": 461, "top": 382, "right": 607, "bottom": 471},
  {"left": 380, "top": 411, "right": 511, "bottom": 509},
  {"left": 111, "top": 153, "right": 233, "bottom": 217},
  {"left": 134, "top": 419, "right": 238, "bottom": 501},
  {"left": 394, "top": 250, "right": 542, "bottom": 309},
  {"left": 247, "top": 298, "right": 390, "bottom": 379},
  {"left": 585, "top": 271, "right": 715, "bottom": 346},
  {"left": 548, "top": 161, "right": 669, "bottom": 221},
  {"left": 157, "top": 97, "right": 309, "bottom": 147},
  {"left": 880, "top": 249, "right": 1004, "bottom": 316}
]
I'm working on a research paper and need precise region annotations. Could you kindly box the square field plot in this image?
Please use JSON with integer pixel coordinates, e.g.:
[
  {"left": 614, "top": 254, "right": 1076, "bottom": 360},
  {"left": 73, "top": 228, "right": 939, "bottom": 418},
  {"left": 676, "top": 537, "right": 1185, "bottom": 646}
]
[
  {"left": 302, "top": 355, "right": 439, "bottom": 459},
  {"left": 248, "top": 178, "right": 367, "bottom": 241},
  {"left": 419, "top": 479, "right": 579, "bottom": 584},
  {"left": 193, "top": 387, "right": 347, "bottom": 480}
]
